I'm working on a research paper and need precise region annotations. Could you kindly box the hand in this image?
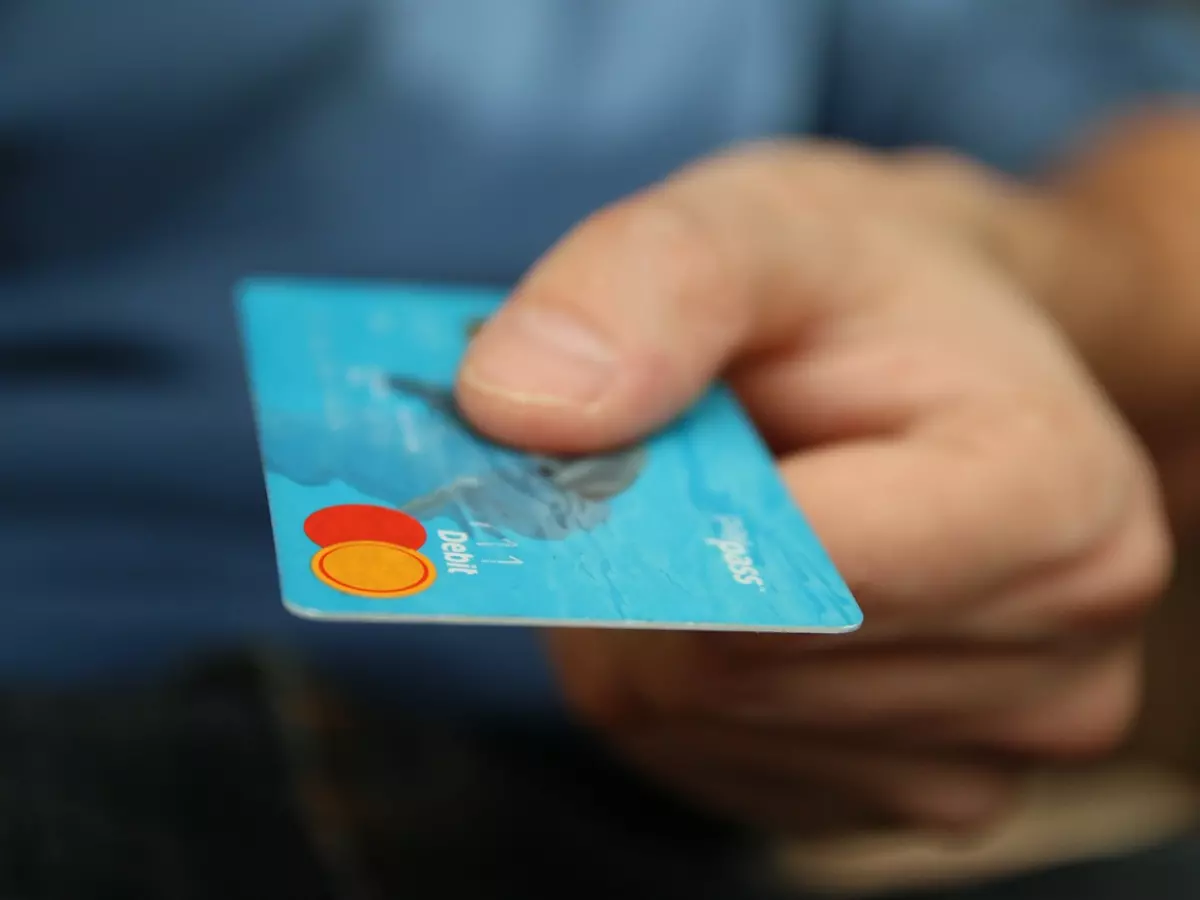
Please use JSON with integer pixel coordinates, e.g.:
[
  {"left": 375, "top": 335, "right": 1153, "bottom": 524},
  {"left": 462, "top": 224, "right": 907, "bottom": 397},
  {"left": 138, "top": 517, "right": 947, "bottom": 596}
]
[
  {"left": 454, "top": 143, "right": 1172, "bottom": 835},
  {"left": 993, "top": 111, "right": 1200, "bottom": 531}
]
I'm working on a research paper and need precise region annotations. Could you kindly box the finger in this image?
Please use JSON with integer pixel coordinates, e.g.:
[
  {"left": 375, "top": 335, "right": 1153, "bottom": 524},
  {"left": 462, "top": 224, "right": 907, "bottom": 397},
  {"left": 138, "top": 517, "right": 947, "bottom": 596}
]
[
  {"left": 455, "top": 149, "right": 858, "bottom": 453},
  {"left": 956, "top": 484, "right": 1170, "bottom": 635},
  {"left": 689, "top": 644, "right": 1093, "bottom": 733},
  {"left": 547, "top": 627, "right": 711, "bottom": 728},
  {"left": 624, "top": 725, "right": 1017, "bottom": 834},
  {"left": 930, "top": 635, "right": 1144, "bottom": 761},
  {"left": 775, "top": 403, "right": 1137, "bottom": 619},
  {"left": 723, "top": 467, "right": 1166, "bottom": 645},
  {"left": 551, "top": 627, "right": 1097, "bottom": 738}
]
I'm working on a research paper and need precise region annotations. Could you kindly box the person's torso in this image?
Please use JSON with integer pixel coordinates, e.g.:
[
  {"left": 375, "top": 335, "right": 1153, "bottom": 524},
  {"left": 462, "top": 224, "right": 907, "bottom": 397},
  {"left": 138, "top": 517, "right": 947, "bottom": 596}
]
[{"left": 1, "top": 0, "right": 829, "bottom": 703}]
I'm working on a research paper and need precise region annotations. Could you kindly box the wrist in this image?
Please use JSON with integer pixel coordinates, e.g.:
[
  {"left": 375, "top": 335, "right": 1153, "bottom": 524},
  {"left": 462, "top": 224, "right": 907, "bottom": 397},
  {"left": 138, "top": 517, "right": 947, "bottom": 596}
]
[
  {"left": 990, "top": 189, "right": 1153, "bottom": 411},
  {"left": 988, "top": 113, "right": 1200, "bottom": 428}
]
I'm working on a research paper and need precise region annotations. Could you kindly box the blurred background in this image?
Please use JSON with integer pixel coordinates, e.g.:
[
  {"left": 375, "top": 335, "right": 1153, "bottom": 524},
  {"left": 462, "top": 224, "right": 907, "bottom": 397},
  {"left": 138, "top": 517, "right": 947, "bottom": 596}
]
[{"left": 3, "top": 1, "right": 1200, "bottom": 898}]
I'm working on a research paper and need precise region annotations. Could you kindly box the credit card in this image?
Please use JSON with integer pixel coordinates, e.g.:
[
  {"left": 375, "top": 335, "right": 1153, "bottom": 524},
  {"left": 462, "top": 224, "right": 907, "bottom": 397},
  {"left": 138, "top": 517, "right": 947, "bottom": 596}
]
[{"left": 236, "top": 278, "right": 860, "bottom": 632}]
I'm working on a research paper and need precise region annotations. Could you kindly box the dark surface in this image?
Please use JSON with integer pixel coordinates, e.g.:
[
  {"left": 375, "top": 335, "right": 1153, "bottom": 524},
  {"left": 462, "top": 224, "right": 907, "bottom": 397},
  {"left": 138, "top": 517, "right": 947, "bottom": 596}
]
[
  {"left": 892, "top": 840, "right": 1200, "bottom": 900},
  {"left": 0, "top": 657, "right": 330, "bottom": 900},
  {"left": 1, "top": 651, "right": 1199, "bottom": 900}
]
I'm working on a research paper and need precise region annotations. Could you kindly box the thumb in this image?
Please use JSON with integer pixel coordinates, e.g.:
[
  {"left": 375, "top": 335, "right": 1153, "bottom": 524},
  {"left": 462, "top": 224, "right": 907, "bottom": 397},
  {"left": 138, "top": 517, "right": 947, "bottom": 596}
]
[{"left": 455, "top": 158, "right": 840, "bottom": 453}]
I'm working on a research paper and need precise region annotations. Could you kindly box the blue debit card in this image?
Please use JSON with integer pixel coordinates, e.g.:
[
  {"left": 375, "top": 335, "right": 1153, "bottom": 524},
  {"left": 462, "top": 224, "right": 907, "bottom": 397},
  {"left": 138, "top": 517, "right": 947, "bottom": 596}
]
[{"left": 236, "top": 278, "right": 861, "bottom": 633}]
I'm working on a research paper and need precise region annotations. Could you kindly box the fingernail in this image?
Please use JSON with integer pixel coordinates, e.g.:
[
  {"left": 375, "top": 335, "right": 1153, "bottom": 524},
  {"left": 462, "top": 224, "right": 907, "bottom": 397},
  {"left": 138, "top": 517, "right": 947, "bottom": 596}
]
[{"left": 461, "top": 306, "right": 617, "bottom": 407}]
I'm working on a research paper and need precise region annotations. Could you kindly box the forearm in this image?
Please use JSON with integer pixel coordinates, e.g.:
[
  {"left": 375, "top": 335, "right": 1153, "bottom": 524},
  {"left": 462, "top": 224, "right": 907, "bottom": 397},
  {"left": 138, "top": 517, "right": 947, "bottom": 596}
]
[{"left": 996, "top": 108, "right": 1200, "bottom": 429}]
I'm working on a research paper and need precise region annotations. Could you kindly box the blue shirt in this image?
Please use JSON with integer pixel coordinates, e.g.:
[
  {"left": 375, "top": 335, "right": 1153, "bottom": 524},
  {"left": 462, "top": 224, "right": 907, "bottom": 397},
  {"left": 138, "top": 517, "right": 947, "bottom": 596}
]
[{"left": 3, "top": 0, "right": 1199, "bottom": 715}]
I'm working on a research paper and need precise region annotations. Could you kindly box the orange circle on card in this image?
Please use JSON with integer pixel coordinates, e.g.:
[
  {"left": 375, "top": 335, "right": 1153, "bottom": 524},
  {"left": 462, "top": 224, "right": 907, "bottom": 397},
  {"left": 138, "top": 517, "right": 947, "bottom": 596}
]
[
  {"left": 312, "top": 540, "right": 437, "bottom": 598},
  {"left": 304, "top": 504, "right": 427, "bottom": 550}
]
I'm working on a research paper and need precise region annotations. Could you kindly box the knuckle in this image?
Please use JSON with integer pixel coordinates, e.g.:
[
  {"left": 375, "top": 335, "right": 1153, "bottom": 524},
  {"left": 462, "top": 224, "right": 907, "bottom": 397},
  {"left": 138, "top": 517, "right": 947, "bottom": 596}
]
[
  {"left": 700, "top": 137, "right": 872, "bottom": 185},
  {"left": 893, "top": 148, "right": 990, "bottom": 186},
  {"left": 1054, "top": 480, "right": 1173, "bottom": 630},
  {"left": 1015, "top": 656, "right": 1143, "bottom": 762},
  {"left": 1044, "top": 457, "right": 1119, "bottom": 554},
  {"left": 704, "top": 137, "right": 800, "bottom": 170},
  {"left": 1096, "top": 518, "right": 1174, "bottom": 624},
  {"left": 1003, "top": 395, "right": 1134, "bottom": 564},
  {"left": 584, "top": 192, "right": 749, "bottom": 335},
  {"left": 593, "top": 193, "right": 727, "bottom": 284},
  {"left": 995, "top": 390, "right": 1173, "bottom": 630},
  {"left": 887, "top": 149, "right": 1002, "bottom": 229}
]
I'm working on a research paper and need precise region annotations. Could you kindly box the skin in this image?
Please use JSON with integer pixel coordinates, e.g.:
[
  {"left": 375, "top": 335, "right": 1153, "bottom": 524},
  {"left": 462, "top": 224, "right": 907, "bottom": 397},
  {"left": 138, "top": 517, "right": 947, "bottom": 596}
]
[{"left": 452, "top": 115, "right": 1200, "bottom": 837}]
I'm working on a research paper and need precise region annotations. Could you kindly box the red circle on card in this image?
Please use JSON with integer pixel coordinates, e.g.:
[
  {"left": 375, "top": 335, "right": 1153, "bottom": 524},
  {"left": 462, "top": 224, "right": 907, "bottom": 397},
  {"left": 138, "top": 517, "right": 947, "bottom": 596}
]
[{"left": 304, "top": 504, "right": 427, "bottom": 550}]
